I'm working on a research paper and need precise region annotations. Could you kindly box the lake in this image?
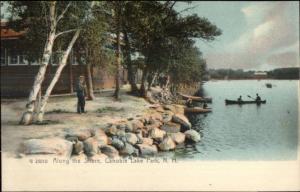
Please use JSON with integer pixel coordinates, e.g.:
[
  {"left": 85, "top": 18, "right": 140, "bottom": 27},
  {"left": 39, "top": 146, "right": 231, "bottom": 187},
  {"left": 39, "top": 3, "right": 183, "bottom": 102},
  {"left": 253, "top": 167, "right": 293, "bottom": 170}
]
[{"left": 161, "top": 80, "right": 299, "bottom": 160}]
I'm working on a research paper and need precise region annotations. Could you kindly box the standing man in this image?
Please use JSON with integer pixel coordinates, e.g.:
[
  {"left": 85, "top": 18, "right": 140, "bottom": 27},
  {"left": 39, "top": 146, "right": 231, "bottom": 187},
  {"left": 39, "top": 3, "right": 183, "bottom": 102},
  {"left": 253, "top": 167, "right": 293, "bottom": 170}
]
[{"left": 76, "top": 76, "right": 87, "bottom": 114}]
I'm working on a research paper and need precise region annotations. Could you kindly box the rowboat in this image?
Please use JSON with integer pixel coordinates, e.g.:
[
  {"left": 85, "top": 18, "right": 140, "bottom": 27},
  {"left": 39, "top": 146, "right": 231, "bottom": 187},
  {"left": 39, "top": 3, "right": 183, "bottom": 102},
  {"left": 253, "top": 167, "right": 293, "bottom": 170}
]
[
  {"left": 184, "top": 107, "right": 212, "bottom": 113},
  {"left": 178, "top": 93, "right": 212, "bottom": 103},
  {"left": 266, "top": 83, "right": 272, "bottom": 88},
  {"left": 225, "top": 99, "right": 266, "bottom": 105}
]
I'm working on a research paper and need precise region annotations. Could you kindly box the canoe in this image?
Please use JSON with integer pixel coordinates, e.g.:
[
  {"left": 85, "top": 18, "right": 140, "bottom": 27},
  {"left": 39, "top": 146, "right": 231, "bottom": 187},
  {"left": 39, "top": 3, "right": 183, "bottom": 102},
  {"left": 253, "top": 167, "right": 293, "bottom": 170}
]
[
  {"left": 266, "top": 83, "right": 272, "bottom": 88},
  {"left": 225, "top": 99, "right": 266, "bottom": 105},
  {"left": 178, "top": 93, "right": 212, "bottom": 103},
  {"left": 184, "top": 107, "right": 212, "bottom": 113}
]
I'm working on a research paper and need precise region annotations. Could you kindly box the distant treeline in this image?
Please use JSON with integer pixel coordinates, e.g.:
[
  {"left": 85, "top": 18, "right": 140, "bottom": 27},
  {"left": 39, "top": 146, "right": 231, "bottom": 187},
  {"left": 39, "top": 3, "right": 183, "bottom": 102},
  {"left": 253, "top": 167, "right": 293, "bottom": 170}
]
[
  {"left": 207, "top": 67, "right": 299, "bottom": 80},
  {"left": 267, "top": 67, "right": 300, "bottom": 79}
]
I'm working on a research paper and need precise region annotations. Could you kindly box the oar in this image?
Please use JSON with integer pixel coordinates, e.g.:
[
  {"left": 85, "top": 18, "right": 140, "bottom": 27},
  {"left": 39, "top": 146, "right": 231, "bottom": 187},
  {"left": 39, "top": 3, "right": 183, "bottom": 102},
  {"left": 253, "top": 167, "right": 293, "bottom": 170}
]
[{"left": 247, "top": 95, "right": 255, "bottom": 100}]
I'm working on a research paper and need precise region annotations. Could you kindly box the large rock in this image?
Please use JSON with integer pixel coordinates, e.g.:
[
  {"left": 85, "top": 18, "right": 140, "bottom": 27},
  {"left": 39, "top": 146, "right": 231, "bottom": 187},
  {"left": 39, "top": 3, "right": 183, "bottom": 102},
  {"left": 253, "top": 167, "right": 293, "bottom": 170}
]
[
  {"left": 158, "top": 136, "right": 176, "bottom": 151},
  {"left": 142, "top": 138, "right": 153, "bottom": 145},
  {"left": 65, "top": 129, "right": 92, "bottom": 141},
  {"left": 184, "top": 130, "right": 201, "bottom": 143},
  {"left": 105, "top": 125, "right": 118, "bottom": 136},
  {"left": 170, "top": 132, "right": 185, "bottom": 144},
  {"left": 131, "top": 120, "right": 144, "bottom": 132},
  {"left": 125, "top": 133, "right": 138, "bottom": 145},
  {"left": 161, "top": 122, "right": 181, "bottom": 133},
  {"left": 19, "top": 137, "right": 73, "bottom": 158},
  {"left": 137, "top": 144, "right": 158, "bottom": 156},
  {"left": 116, "top": 129, "right": 126, "bottom": 138},
  {"left": 100, "top": 145, "right": 119, "bottom": 158},
  {"left": 150, "top": 112, "right": 163, "bottom": 122},
  {"left": 149, "top": 128, "right": 166, "bottom": 142},
  {"left": 172, "top": 114, "right": 191, "bottom": 129},
  {"left": 83, "top": 137, "right": 99, "bottom": 156},
  {"left": 94, "top": 129, "right": 108, "bottom": 147},
  {"left": 111, "top": 137, "right": 125, "bottom": 150},
  {"left": 161, "top": 111, "right": 173, "bottom": 123},
  {"left": 119, "top": 143, "right": 139, "bottom": 156},
  {"left": 73, "top": 140, "right": 84, "bottom": 155}
]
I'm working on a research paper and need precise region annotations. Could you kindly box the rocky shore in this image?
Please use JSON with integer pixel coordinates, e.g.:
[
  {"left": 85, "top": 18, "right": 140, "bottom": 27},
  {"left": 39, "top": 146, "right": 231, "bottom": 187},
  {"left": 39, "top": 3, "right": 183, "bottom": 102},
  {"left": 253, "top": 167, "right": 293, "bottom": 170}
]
[{"left": 18, "top": 102, "right": 201, "bottom": 160}]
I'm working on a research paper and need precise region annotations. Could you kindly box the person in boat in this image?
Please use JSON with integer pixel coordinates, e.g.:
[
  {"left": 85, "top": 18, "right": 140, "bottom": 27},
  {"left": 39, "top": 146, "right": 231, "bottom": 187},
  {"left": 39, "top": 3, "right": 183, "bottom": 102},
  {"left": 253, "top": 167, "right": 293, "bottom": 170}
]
[
  {"left": 203, "top": 101, "right": 208, "bottom": 109},
  {"left": 186, "top": 98, "right": 193, "bottom": 108},
  {"left": 237, "top": 95, "right": 242, "bottom": 102},
  {"left": 255, "top": 93, "right": 261, "bottom": 102}
]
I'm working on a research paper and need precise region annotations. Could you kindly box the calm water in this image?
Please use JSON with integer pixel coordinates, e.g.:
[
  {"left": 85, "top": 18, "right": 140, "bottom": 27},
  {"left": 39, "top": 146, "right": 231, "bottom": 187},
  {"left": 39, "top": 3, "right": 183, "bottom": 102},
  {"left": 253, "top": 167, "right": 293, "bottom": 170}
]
[{"left": 161, "top": 80, "right": 299, "bottom": 160}]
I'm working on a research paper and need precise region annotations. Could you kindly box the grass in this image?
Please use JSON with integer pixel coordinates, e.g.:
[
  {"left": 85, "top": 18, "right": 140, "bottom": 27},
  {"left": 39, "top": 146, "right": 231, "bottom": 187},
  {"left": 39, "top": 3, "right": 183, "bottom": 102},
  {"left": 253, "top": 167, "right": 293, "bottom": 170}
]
[{"left": 96, "top": 106, "right": 125, "bottom": 113}]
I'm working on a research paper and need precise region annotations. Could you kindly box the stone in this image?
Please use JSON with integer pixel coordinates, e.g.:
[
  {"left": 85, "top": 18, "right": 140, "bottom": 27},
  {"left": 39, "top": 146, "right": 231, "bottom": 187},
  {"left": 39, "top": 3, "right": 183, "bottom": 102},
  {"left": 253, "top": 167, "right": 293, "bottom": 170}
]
[
  {"left": 150, "top": 112, "right": 163, "bottom": 122},
  {"left": 173, "top": 105, "right": 185, "bottom": 114},
  {"left": 111, "top": 137, "right": 125, "bottom": 150},
  {"left": 161, "top": 122, "right": 181, "bottom": 133},
  {"left": 161, "top": 111, "right": 173, "bottom": 123},
  {"left": 83, "top": 137, "right": 99, "bottom": 156},
  {"left": 184, "top": 130, "right": 201, "bottom": 143},
  {"left": 125, "top": 122, "right": 133, "bottom": 132},
  {"left": 119, "top": 143, "right": 138, "bottom": 156},
  {"left": 100, "top": 145, "right": 119, "bottom": 158},
  {"left": 71, "top": 153, "right": 87, "bottom": 161},
  {"left": 73, "top": 140, "right": 84, "bottom": 155},
  {"left": 125, "top": 133, "right": 138, "bottom": 145},
  {"left": 116, "top": 123, "right": 127, "bottom": 130},
  {"left": 65, "top": 129, "right": 92, "bottom": 141},
  {"left": 94, "top": 129, "right": 109, "bottom": 147},
  {"left": 155, "top": 106, "right": 165, "bottom": 113},
  {"left": 19, "top": 137, "right": 73, "bottom": 158},
  {"left": 142, "top": 138, "right": 153, "bottom": 145},
  {"left": 170, "top": 132, "right": 185, "bottom": 144},
  {"left": 172, "top": 114, "right": 191, "bottom": 129},
  {"left": 163, "top": 105, "right": 176, "bottom": 113},
  {"left": 149, "top": 128, "right": 166, "bottom": 142},
  {"left": 131, "top": 120, "right": 144, "bottom": 132},
  {"left": 136, "top": 132, "right": 144, "bottom": 144},
  {"left": 116, "top": 129, "right": 126, "bottom": 138},
  {"left": 105, "top": 125, "right": 118, "bottom": 136},
  {"left": 136, "top": 144, "right": 158, "bottom": 156},
  {"left": 158, "top": 136, "right": 176, "bottom": 151}
]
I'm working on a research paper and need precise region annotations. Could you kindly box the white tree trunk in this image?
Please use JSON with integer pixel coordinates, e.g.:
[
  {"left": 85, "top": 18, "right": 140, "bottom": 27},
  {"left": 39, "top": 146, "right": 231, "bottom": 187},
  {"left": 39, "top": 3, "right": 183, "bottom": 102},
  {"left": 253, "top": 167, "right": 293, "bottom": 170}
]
[
  {"left": 20, "top": 2, "right": 57, "bottom": 125},
  {"left": 86, "top": 63, "right": 95, "bottom": 100},
  {"left": 37, "top": 30, "right": 81, "bottom": 122}
]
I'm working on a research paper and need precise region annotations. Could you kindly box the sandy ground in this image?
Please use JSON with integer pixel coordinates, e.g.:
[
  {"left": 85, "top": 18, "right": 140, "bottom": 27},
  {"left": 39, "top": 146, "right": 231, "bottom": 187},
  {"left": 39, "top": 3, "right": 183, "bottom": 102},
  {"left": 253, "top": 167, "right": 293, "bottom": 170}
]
[{"left": 1, "top": 88, "right": 151, "bottom": 158}]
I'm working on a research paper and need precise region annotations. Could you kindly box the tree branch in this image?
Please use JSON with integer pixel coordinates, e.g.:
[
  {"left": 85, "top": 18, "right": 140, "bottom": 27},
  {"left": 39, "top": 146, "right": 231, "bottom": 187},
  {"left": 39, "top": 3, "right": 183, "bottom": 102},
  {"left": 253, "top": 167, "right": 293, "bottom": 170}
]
[
  {"left": 56, "top": 2, "right": 71, "bottom": 23},
  {"left": 55, "top": 28, "right": 78, "bottom": 39}
]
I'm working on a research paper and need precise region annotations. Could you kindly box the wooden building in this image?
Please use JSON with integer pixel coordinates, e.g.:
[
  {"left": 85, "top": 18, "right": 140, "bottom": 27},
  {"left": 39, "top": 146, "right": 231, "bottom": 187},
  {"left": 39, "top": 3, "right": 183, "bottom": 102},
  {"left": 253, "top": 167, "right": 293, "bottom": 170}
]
[{"left": 1, "top": 22, "right": 127, "bottom": 98}]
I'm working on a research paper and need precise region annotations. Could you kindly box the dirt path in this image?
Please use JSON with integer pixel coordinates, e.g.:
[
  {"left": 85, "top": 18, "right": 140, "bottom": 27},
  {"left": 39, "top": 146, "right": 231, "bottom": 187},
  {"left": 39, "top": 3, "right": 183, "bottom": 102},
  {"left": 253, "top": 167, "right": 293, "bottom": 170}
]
[{"left": 1, "top": 91, "right": 150, "bottom": 158}]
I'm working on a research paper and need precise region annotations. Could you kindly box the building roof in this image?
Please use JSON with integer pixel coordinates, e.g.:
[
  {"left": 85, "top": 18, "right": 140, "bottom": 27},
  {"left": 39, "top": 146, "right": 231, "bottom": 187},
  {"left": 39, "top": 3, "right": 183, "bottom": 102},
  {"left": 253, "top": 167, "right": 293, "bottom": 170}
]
[{"left": 1, "top": 22, "right": 25, "bottom": 40}]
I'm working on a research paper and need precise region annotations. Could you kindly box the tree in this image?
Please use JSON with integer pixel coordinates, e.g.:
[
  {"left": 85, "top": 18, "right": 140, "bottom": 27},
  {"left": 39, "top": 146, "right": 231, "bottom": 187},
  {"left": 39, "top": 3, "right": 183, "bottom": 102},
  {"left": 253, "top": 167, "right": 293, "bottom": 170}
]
[{"left": 9, "top": 1, "right": 98, "bottom": 124}]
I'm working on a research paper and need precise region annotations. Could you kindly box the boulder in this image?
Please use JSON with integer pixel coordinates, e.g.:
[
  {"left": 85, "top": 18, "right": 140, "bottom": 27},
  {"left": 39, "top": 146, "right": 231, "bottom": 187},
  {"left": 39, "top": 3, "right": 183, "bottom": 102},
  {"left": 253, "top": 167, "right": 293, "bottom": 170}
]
[
  {"left": 65, "top": 129, "right": 92, "bottom": 141},
  {"left": 149, "top": 128, "right": 166, "bottom": 142},
  {"left": 172, "top": 114, "right": 191, "bottom": 129},
  {"left": 119, "top": 143, "right": 139, "bottom": 156},
  {"left": 19, "top": 137, "right": 73, "bottom": 158},
  {"left": 184, "top": 130, "right": 201, "bottom": 143},
  {"left": 158, "top": 136, "right": 176, "bottom": 151},
  {"left": 170, "top": 132, "right": 185, "bottom": 144},
  {"left": 125, "top": 133, "right": 138, "bottom": 145},
  {"left": 136, "top": 132, "right": 144, "bottom": 144},
  {"left": 116, "top": 129, "right": 126, "bottom": 138},
  {"left": 111, "top": 137, "right": 125, "bottom": 150},
  {"left": 94, "top": 128, "right": 109, "bottom": 147},
  {"left": 163, "top": 105, "right": 176, "bottom": 113},
  {"left": 136, "top": 144, "right": 158, "bottom": 156},
  {"left": 83, "top": 137, "right": 99, "bottom": 156},
  {"left": 131, "top": 120, "right": 144, "bottom": 132},
  {"left": 161, "top": 112, "right": 173, "bottom": 123},
  {"left": 161, "top": 122, "right": 181, "bottom": 133},
  {"left": 100, "top": 145, "right": 119, "bottom": 158},
  {"left": 155, "top": 106, "right": 165, "bottom": 113},
  {"left": 125, "top": 122, "right": 133, "bottom": 132},
  {"left": 150, "top": 112, "right": 163, "bottom": 122},
  {"left": 116, "top": 123, "right": 127, "bottom": 130},
  {"left": 105, "top": 125, "right": 118, "bottom": 136},
  {"left": 142, "top": 138, "right": 153, "bottom": 145},
  {"left": 73, "top": 140, "right": 84, "bottom": 155}
]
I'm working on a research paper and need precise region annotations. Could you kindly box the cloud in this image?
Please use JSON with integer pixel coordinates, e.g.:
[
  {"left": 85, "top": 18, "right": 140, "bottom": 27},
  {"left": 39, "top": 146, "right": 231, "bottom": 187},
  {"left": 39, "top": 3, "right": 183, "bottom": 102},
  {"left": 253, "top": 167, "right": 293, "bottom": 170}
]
[{"left": 206, "top": 2, "right": 299, "bottom": 70}]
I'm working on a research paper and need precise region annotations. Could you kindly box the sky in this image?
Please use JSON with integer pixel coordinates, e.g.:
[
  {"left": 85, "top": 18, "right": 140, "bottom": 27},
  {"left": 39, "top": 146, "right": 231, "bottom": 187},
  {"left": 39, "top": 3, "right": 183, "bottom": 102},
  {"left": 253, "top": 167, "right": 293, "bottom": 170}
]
[
  {"left": 1, "top": 1, "right": 299, "bottom": 71},
  {"left": 174, "top": 1, "right": 299, "bottom": 70}
]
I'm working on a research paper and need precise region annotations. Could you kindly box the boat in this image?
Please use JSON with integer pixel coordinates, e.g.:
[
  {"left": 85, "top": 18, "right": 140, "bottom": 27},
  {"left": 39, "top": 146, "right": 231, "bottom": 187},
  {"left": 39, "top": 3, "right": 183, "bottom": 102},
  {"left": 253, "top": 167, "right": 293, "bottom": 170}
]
[
  {"left": 266, "top": 83, "right": 272, "bottom": 88},
  {"left": 225, "top": 99, "right": 266, "bottom": 105},
  {"left": 184, "top": 107, "right": 212, "bottom": 113},
  {"left": 178, "top": 93, "right": 212, "bottom": 103}
]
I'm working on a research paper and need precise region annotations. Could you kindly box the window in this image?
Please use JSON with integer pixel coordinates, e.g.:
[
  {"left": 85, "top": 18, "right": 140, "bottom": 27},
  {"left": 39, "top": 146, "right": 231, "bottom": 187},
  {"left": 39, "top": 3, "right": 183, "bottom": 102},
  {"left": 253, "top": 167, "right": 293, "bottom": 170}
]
[
  {"left": 19, "top": 55, "right": 28, "bottom": 65},
  {"left": 7, "top": 49, "right": 28, "bottom": 65}
]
